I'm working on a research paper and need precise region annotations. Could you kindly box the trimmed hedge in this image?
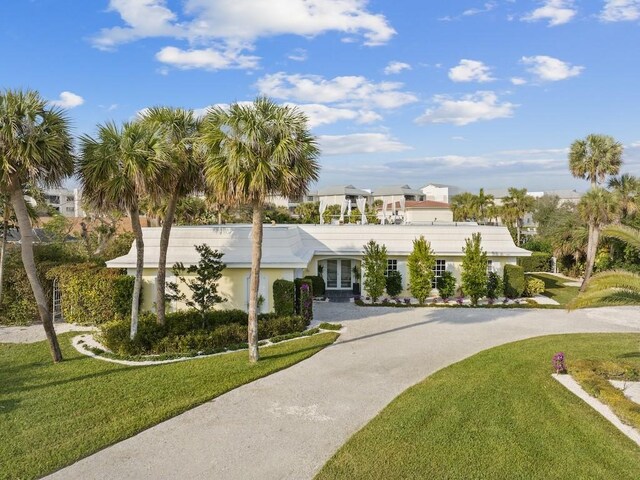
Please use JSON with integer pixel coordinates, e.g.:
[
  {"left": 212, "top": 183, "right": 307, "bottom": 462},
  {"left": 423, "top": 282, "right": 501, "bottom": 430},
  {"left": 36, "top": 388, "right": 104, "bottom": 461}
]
[
  {"left": 523, "top": 276, "right": 545, "bottom": 297},
  {"left": 46, "top": 263, "right": 135, "bottom": 325},
  {"left": 99, "top": 310, "right": 309, "bottom": 355},
  {"left": 503, "top": 264, "right": 525, "bottom": 298},
  {"left": 517, "top": 252, "right": 553, "bottom": 273},
  {"left": 273, "top": 279, "right": 295, "bottom": 316},
  {"left": 304, "top": 275, "right": 326, "bottom": 296}
]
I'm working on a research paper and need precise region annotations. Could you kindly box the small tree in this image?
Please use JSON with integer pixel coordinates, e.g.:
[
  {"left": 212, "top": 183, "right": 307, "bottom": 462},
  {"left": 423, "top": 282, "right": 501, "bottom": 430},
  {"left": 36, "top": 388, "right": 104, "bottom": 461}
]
[
  {"left": 461, "top": 233, "right": 488, "bottom": 305},
  {"left": 385, "top": 270, "right": 403, "bottom": 297},
  {"left": 437, "top": 271, "right": 456, "bottom": 302},
  {"left": 407, "top": 235, "right": 436, "bottom": 304},
  {"left": 362, "top": 239, "right": 387, "bottom": 302},
  {"left": 166, "top": 244, "right": 226, "bottom": 327},
  {"left": 486, "top": 271, "right": 503, "bottom": 301}
]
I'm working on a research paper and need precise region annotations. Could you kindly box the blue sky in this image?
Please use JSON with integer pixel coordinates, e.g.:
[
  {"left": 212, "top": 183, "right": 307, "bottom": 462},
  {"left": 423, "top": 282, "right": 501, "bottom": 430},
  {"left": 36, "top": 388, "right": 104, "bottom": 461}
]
[{"left": 2, "top": 0, "right": 639, "bottom": 192}]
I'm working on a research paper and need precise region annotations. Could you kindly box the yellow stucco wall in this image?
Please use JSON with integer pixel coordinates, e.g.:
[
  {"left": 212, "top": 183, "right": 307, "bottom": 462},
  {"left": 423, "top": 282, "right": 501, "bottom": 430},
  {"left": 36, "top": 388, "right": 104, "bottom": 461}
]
[{"left": 135, "top": 267, "right": 295, "bottom": 314}]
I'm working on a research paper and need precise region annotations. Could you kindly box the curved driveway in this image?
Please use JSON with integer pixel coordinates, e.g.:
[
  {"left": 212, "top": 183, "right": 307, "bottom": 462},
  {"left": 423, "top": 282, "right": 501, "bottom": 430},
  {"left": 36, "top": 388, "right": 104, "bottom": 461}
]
[{"left": 47, "top": 304, "right": 639, "bottom": 480}]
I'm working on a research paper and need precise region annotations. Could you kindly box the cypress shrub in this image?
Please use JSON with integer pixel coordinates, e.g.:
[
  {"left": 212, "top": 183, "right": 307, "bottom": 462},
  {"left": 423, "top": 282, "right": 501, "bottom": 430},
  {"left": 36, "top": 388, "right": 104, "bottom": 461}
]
[
  {"left": 385, "top": 270, "right": 403, "bottom": 297},
  {"left": 486, "top": 271, "right": 503, "bottom": 300},
  {"left": 517, "top": 252, "right": 553, "bottom": 272},
  {"left": 273, "top": 279, "right": 295, "bottom": 316},
  {"left": 436, "top": 271, "right": 456, "bottom": 300},
  {"left": 304, "top": 275, "right": 326, "bottom": 296},
  {"left": 294, "top": 278, "right": 313, "bottom": 314},
  {"left": 503, "top": 264, "right": 525, "bottom": 298},
  {"left": 299, "top": 283, "right": 313, "bottom": 323}
]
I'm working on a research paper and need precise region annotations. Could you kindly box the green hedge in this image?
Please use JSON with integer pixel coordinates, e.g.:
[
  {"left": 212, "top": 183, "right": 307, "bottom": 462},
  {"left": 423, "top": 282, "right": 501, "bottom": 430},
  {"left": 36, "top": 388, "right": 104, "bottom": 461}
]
[
  {"left": 304, "top": 275, "right": 326, "bottom": 296},
  {"left": 273, "top": 279, "right": 295, "bottom": 316},
  {"left": 517, "top": 252, "right": 553, "bottom": 273},
  {"left": 100, "top": 310, "right": 309, "bottom": 356},
  {"left": 503, "top": 264, "right": 525, "bottom": 298},
  {"left": 46, "top": 263, "right": 135, "bottom": 325}
]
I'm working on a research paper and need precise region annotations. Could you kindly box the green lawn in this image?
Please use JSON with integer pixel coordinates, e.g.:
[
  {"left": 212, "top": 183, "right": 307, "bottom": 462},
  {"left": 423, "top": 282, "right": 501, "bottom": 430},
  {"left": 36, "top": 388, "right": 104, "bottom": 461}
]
[
  {"left": 0, "top": 331, "right": 338, "bottom": 480},
  {"left": 529, "top": 272, "right": 580, "bottom": 306},
  {"left": 317, "top": 333, "right": 640, "bottom": 480}
]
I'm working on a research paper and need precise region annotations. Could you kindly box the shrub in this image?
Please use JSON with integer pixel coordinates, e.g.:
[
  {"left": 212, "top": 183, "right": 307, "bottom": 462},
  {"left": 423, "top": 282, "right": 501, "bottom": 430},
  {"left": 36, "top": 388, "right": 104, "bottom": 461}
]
[
  {"left": 318, "top": 322, "right": 342, "bottom": 330},
  {"left": 46, "top": 263, "right": 135, "bottom": 325},
  {"left": 385, "top": 270, "right": 403, "bottom": 297},
  {"left": 407, "top": 236, "right": 435, "bottom": 305},
  {"left": 436, "top": 271, "right": 456, "bottom": 300},
  {"left": 517, "top": 252, "right": 553, "bottom": 273},
  {"left": 299, "top": 283, "right": 313, "bottom": 323},
  {"left": 461, "top": 233, "right": 488, "bottom": 305},
  {"left": 294, "top": 278, "right": 313, "bottom": 315},
  {"left": 259, "top": 315, "right": 308, "bottom": 339},
  {"left": 273, "top": 279, "right": 295, "bottom": 316},
  {"left": 304, "top": 275, "right": 326, "bottom": 296},
  {"left": 523, "top": 276, "right": 545, "bottom": 297},
  {"left": 362, "top": 239, "right": 387, "bottom": 302},
  {"left": 503, "top": 264, "right": 525, "bottom": 298},
  {"left": 486, "top": 271, "right": 503, "bottom": 300}
]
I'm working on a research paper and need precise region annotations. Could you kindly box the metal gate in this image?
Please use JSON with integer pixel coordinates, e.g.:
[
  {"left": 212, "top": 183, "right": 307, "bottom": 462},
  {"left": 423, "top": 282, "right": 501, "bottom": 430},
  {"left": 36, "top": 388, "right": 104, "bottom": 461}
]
[{"left": 52, "top": 278, "right": 63, "bottom": 322}]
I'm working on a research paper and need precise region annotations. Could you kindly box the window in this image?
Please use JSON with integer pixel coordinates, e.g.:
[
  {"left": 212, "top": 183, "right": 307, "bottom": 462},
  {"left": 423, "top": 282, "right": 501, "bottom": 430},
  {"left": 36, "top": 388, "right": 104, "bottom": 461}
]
[
  {"left": 66, "top": 207, "right": 74, "bottom": 212},
  {"left": 487, "top": 260, "right": 493, "bottom": 273},
  {"left": 432, "top": 260, "right": 446, "bottom": 288},
  {"left": 66, "top": 196, "right": 75, "bottom": 202},
  {"left": 385, "top": 259, "right": 398, "bottom": 276}
]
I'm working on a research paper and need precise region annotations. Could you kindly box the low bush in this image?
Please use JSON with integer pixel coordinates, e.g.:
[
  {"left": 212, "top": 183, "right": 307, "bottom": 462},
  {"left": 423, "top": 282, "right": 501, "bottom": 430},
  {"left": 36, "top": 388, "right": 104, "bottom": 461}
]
[
  {"left": 273, "top": 279, "right": 295, "bottom": 316},
  {"left": 518, "top": 252, "right": 553, "bottom": 273},
  {"left": 503, "top": 264, "right": 525, "bottom": 298},
  {"left": 486, "top": 271, "right": 503, "bottom": 300},
  {"left": 318, "top": 322, "right": 342, "bottom": 330},
  {"left": 304, "top": 275, "right": 326, "bottom": 296},
  {"left": 523, "top": 276, "right": 545, "bottom": 297},
  {"left": 436, "top": 271, "right": 456, "bottom": 300},
  {"left": 385, "top": 270, "right": 403, "bottom": 297}
]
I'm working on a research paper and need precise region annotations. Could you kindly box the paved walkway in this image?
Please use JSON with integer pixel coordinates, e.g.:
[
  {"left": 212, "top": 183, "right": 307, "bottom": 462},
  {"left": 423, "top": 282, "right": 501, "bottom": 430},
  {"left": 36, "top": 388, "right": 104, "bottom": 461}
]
[{"left": 46, "top": 304, "right": 639, "bottom": 480}]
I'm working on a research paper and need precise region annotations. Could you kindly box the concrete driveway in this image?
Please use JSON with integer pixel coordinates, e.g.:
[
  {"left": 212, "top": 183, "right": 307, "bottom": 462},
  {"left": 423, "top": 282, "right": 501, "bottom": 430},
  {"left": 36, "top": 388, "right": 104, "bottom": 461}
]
[{"left": 46, "top": 304, "right": 639, "bottom": 480}]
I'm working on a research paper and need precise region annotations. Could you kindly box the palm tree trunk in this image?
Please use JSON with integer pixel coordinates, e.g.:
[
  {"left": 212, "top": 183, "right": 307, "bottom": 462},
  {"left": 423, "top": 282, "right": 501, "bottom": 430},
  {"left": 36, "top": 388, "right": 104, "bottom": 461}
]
[
  {"left": 129, "top": 207, "right": 145, "bottom": 339},
  {"left": 516, "top": 219, "right": 521, "bottom": 246},
  {"left": 248, "top": 201, "right": 263, "bottom": 363},
  {"left": 0, "top": 201, "right": 9, "bottom": 304},
  {"left": 156, "top": 191, "right": 179, "bottom": 326},
  {"left": 581, "top": 223, "right": 600, "bottom": 292},
  {"left": 9, "top": 179, "right": 62, "bottom": 362}
]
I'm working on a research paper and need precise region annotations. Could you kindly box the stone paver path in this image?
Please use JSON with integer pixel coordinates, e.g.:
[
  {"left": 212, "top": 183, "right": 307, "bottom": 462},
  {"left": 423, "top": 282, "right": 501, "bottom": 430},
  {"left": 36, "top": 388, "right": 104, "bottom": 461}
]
[{"left": 45, "top": 304, "right": 639, "bottom": 480}]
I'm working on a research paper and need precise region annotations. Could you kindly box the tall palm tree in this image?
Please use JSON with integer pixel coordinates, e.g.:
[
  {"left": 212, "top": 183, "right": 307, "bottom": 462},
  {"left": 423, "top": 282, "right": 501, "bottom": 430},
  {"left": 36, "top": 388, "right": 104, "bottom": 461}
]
[
  {"left": 0, "top": 89, "right": 73, "bottom": 363},
  {"left": 475, "top": 188, "right": 494, "bottom": 224},
  {"left": 577, "top": 187, "right": 617, "bottom": 291},
  {"left": 201, "top": 97, "right": 319, "bottom": 363},
  {"left": 569, "top": 134, "right": 622, "bottom": 188},
  {"left": 502, "top": 187, "right": 534, "bottom": 245},
  {"left": 78, "top": 121, "right": 165, "bottom": 339},
  {"left": 608, "top": 173, "right": 639, "bottom": 220},
  {"left": 450, "top": 192, "right": 478, "bottom": 222},
  {"left": 139, "top": 107, "right": 203, "bottom": 325},
  {"left": 568, "top": 224, "right": 640, "bottom": 309}
]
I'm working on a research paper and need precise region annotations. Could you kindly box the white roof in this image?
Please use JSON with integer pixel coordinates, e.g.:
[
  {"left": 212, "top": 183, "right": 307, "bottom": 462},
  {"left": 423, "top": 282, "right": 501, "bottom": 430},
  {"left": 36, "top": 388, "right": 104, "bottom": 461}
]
[{"left": 107, "top": 224, "right": 530, "bottom": 269}]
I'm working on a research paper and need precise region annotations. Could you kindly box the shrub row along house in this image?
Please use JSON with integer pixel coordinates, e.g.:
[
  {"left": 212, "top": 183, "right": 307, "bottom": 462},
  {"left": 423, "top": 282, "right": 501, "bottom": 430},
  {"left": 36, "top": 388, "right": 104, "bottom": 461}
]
[{"left": 107, "top": 224, "right": 530, "bottom": 311}]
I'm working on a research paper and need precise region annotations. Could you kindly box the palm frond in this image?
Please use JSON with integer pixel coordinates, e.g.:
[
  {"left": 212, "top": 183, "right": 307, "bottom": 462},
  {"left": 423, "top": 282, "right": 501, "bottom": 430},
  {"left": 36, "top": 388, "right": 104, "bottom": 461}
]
[{"left": 601, "top": 224, "right": 640, "bottom": 250}]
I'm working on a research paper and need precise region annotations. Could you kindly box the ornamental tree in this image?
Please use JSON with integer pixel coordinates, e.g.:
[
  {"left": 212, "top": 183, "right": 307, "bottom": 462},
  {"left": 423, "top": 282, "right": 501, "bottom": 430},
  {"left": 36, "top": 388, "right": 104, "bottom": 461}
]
[
  {"left": 461, "top": 232, "right": 488, "bottom": 305},
  {"left": 362, "top": 239, "right": 387, "bottom": 302},
  {"left": 407, "top": 235, "right": 435, "bottom": 304}
]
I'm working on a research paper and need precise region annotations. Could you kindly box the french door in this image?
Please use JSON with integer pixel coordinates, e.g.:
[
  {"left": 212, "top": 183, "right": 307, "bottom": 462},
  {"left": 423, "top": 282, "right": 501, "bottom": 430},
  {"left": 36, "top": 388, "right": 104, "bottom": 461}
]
[{"left": 326, "top": 259, "right": 352, "bottom": 289}]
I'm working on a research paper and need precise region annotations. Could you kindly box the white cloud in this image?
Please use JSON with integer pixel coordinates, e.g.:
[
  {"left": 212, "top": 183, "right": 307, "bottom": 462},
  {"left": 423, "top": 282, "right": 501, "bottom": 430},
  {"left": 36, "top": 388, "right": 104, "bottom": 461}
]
[
  {"left": 600, "top": 0, "right": 640, "bottom": 22},
  {"left": 287, "top": 48, "right": 307, "bottom": 62},
  {"left": 319, "top": 133, "right": 411, "bottom": 155},
  {"left": 50, "top": 91, "right": 84, "bottom": 109},
  {"left": 287, "top": 104, "right": 381, "bottom": 128},
  {"left": 93, "top": 0, "right": 395, "bottom": 69},
  {"left": 255, "top": 72, "right": 418, "bottom": 109},
  {"left": 448, "top": 59, "right": 495, "bottom": 83},
  {"left": 511, "top": 77, "right": 527, "bottom": 85},
  {"left": 521, "top": 55, "right": 584, "bottom": 81},
  {"left": 522, "top": 0, "right": 576, "bottom": 26},
  {"left": 384, "top": 61, "right": 411, "bottom": 75},
  {"left": 463, "top": 2, "right": 498, "bottom": 16},
  {"left": 156, "top": 46, "right": 259, "bottom": 70},
  {"left": 415, "top": 91, "right": 516, "bottom": 126}
]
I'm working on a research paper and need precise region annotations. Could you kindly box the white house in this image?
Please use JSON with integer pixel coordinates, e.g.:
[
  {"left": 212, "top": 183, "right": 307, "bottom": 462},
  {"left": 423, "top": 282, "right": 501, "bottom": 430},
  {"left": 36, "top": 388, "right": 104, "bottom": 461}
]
[
  {"left": 106, "top": 224, "right": 530, "bottom": 311},
  {"left": 421, "top": 183, "right": 463, "bottom": 204}
]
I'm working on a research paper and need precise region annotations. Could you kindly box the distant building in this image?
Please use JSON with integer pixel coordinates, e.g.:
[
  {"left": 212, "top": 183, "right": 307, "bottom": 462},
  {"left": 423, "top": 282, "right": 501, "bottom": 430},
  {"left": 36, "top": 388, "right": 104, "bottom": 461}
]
[
  {"left": 421, "top": 183, "right": 463, "bottom": 203},
  {"left": 40, "top": 188, "right": 84, "bottom": 217}
]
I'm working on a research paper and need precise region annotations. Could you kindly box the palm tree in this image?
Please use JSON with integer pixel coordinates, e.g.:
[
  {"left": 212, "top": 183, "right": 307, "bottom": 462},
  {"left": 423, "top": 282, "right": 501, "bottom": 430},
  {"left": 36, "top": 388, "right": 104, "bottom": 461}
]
[
  {"left": 139, "top": 107, "right": 203, "bottom": 325},
  {"left": 0, "top": 89, "right": 73, "bottom": 362},
  {"left": 475, "top": 188, "right": 494, "bottom": 224},
  {"left": 577, "top": 187, "right": 617, "bottom": 291},
  {"left": 568, "top": 224, "right": 640, "bottom": 309},
  {"left": 450, "top": 192, "right": 478, "bottom": 222},
  {"left": 201, "top": 97, "right": 319, "bottom": 363},
  {"left": 78, "top": 121, "right": 165, "bottom": 339},
  {"left": 569, "top": 134, "right": 622, "bottom": 188},
  {"left": 608, "top": 173, "right": 639, "bottom": 220},
  {"left": 502, "top": 188, "right": 534, "bottom": 245}
]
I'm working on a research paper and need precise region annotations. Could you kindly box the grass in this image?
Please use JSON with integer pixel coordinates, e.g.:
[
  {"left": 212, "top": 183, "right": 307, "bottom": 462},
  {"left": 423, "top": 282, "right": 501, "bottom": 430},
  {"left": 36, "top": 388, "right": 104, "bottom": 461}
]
[
  {"left": 528, "top": 273, "right": 580, "bottom": 306},
  {"left": 0, "top": 331, "right": 338, "bottom": 480},
  {"left": 317, "top": 333, "right": 640, "bottom": 480}
]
